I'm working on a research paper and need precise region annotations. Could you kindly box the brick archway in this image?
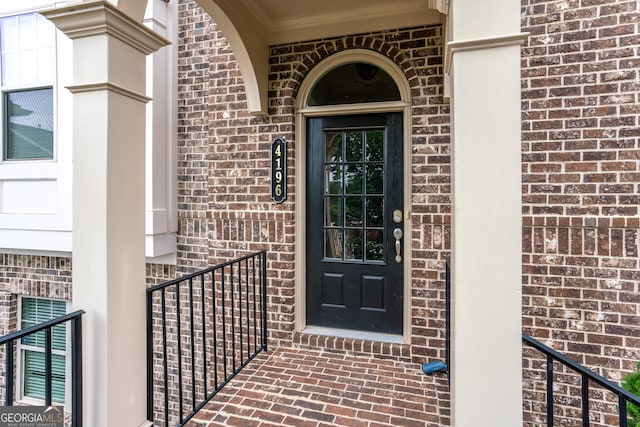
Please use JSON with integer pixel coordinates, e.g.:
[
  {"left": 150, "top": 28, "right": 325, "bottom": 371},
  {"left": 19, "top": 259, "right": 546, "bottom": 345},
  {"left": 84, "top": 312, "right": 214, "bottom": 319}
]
[{"left": 289, "top": 36, "right": 420, "bottom": 105}]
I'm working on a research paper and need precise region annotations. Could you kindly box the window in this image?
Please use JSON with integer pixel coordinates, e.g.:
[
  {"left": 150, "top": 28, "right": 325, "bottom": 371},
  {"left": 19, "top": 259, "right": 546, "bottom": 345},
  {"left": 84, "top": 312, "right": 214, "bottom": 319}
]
[
  {"left": 18, "top": 297, "right": 67, "bottom": 404},
  {"left": 307, "top": 62, "right": 400, "bottom": 107},
  {"left": 0, "top": 12, "right": 55, "bottom": 160}
]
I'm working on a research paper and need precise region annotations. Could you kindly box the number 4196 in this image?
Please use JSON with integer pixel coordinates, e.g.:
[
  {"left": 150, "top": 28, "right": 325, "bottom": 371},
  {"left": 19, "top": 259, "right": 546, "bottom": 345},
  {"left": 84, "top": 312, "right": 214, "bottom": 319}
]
[{"left": 271, "top": 139, "right": 287, "bottom": 203}]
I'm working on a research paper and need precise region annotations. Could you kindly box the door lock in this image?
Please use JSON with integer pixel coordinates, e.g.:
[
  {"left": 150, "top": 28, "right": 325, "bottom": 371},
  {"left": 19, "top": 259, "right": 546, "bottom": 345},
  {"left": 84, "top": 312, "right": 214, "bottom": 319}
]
[
  {"left": 393, "top": 209, "right": 403, "bottom": 224},
  {"left": 393, "top": 228, "right": 403, "bottom": 263}
]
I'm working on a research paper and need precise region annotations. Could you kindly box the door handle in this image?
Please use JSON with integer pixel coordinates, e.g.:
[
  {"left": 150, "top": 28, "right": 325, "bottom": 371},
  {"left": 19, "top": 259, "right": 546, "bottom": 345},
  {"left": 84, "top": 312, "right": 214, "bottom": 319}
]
[{"left": 393, "top": 228, "right": 403, "bottom": 263}]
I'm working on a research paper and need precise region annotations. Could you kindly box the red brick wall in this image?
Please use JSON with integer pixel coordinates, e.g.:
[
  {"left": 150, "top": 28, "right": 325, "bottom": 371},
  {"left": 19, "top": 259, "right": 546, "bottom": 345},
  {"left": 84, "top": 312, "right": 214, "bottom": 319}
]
[
  {"left": 0, "top": 254, "right": 72, "bottom": 406},
  {"left": 521, "top": 0, "right": 639, "bottom": 424},
  {"left": 177, "top": 0, "right": 452, "bottom": 370}
]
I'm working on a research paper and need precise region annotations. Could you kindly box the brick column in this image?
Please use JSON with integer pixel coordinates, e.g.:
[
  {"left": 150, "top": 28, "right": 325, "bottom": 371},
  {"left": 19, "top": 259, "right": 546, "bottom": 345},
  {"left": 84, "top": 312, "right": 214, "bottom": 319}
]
[
  {"left": 42, "top": 2, "right": 168, "bottom": 426},
  {"left": 448, "top": 0, "right": 527, "bottom": 425}
]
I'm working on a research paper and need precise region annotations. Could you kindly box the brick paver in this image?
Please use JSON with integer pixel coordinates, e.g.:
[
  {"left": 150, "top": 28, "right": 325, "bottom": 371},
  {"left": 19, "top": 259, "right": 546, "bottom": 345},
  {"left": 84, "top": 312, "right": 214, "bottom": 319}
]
[{"left": 187, "top": 347, "right": 449, "bottom": 427}]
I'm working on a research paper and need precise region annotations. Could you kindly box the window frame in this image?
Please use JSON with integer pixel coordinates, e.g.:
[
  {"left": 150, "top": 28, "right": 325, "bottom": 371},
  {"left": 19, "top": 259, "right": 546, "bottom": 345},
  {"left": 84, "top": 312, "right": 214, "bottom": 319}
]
[
  {"left": 15, "top": 296, "right": 70, "bottom": 409},
  {"left": 0, "top": 10, "right": 57, "bottom": 163}
]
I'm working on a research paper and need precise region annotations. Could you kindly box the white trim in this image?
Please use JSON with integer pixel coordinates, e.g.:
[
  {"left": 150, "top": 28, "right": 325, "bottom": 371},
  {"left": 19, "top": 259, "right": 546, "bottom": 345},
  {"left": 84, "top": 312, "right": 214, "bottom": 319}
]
[
  {"left": 41, "top": 1, "right": 169, "bottom": 55},
  {"left": 66, "top": 82, "right": 152, "bottom": 103},
  {"left": 445, "top": 32, "right": 529, "bottom": 74},
  {"left": 426, "top": 0, "right": 450, "bottom": 15},
  {"left": 0, "top": 230, "right": 72, "bottom": 253},
  {"left": 145, "top": 232, "right": 177, "bottom": 261},
  {"left": 298, "top": 101, "right": 408, "bottom": 117},
  {"left": 0, "top": 247, "right": 70, "bottom": 258},
  {"left": 294, "top": 49, "right": 413, "bottom": 343}
]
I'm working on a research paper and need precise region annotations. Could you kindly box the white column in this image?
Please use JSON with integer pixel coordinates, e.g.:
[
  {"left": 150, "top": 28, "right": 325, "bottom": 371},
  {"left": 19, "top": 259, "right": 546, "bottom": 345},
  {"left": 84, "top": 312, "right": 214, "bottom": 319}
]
[
  {"left": 42, "top": 3, "right": 168, "bottom": 427},
  {"left": 448, "top": 0, "right": 526, "bottom": 425}
]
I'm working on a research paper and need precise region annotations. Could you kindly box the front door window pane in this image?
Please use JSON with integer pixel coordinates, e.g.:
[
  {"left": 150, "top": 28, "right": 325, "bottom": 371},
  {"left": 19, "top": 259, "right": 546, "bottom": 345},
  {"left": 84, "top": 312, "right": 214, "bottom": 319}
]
[
  {"left": 366, "top": 230, "right": 384, "bottom": 261},
  {"left": 366, "top": 197, "right": 383, "bottom": 227},
  {"left": 325, "top": 229, "right": 343, "bottom": 259},
  {"left": 345, "top": 229, "right": 363, "bottom": 260},
  {"left": 322, "top": 128, "right": 386, "bottom": 263},
  {"left": 366, "top": 130, "right": 384, "bottom": 161},
  {"left": 345, "top": 197, "right": 362, "bottom": 227},
  {"left": 324, "top": 164, "right": 342, "bottom": 194},
  {"left": 325, "top": 132, "right": 342, "bottom": 162},
  {"left": 365, "top": 165, "right": 383, "bottom": 194},
  {"left": 325, "top": 197, "right": 343, "bottom": 226},
  {"left": 345, "top": 131, "right": 362, "bottom": 161},
  {"left": 344, "top": 164, "right": 363, "bottom": 194}
]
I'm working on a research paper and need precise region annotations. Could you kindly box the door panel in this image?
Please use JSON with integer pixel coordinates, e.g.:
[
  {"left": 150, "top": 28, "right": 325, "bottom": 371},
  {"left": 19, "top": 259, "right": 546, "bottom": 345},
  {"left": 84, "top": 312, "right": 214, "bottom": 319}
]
[{"left": 306, "top": 113, "right": 403, "bottom": 334}]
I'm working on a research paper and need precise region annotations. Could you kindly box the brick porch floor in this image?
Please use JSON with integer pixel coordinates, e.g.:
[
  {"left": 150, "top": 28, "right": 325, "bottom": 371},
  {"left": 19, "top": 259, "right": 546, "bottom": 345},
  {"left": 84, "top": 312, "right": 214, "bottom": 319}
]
[{"left": 187, "top": 346, "right": 450, "bottom": 427}]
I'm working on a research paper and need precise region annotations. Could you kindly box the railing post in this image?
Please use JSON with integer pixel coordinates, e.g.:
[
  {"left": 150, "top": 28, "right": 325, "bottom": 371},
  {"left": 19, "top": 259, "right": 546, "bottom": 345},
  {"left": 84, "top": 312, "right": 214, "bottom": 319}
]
[
  {"left": 71, "top": 313, "right": 83, "bottom": 427},
  {"left": 238, "top": 261, "right": 243, "bottom": 364},
  {"left": 6, "top": 341, "right": 13, "bottom": 406},
  {"left": 245, "top": 257, "right": 250, "bottom": 359},
  {"left": 261, "top": 251, "right": 268, "bottom": 352},
  {"left": 176, "top": 282, "right": 184, "bottom": 424},
  {"left": 445, "top": 256, "right": 450, "bottom": 385},
  {"left": 582, "top": 375, "right": 590, "bottom": 427},
  {"left": 146, "top": 289, "right": 153, "bottom": 422},
  {"left": 211, "top": 272, "right": 219, "bottom": 391},
  {"left": 161, "top": 289, "right": 169, "bottom": 427},
  {"left": 200, "top": 274, "right": 208, "bottom": 399},
  {"left": 188, "top": 277, "right": 195, "bottom": 413},
  {"left": 45, "top": 328, "right": 52, "bottom": 406},
  {"left": 252, "top": 255, "right": 258, "bottom": 354},
  {"left": 230, "top": 263, "right": 236, "bottom": 372},
  {"left": 547, "top": 354, "right": 554, "bottom": 427},
  {"left": 620, "top": 394, "right": 628, "bottom": 427},
  {"left": 222, "top": 267, "right": 228, "bottom": 378}
]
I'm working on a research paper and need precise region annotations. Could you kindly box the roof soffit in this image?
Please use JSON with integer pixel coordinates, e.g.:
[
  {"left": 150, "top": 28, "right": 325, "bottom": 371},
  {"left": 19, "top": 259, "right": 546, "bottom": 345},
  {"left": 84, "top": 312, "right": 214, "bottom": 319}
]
[{"left": 230, "top": 0, "right": 445, "bottom": 45}]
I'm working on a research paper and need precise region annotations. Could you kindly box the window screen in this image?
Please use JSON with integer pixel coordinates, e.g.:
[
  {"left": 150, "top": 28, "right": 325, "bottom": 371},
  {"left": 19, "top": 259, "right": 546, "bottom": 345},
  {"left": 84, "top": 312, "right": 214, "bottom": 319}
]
[
  {"left": 20, "top": 297, "right": 67, "bottom": 403},
  {"left": 5, "top": 88, "right": 53, "bottom": 159}
]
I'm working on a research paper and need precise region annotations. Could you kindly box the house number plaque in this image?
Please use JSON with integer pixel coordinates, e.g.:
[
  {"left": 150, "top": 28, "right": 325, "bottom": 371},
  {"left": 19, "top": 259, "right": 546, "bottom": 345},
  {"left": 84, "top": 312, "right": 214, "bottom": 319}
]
[{"left": 271, "top": 138, "right": 287, "bottom": 203}]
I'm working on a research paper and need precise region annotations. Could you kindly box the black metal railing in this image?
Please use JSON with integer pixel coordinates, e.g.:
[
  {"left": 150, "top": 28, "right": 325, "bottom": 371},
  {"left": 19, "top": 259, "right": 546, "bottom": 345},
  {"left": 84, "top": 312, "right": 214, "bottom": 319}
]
[
  {"left": 147, "top": 251, "right": 268, "bottom": 426},
  {"left": 523, "top": 333, "right": 640, "bottom": 427},
  {"left": 0, "top": 310, "right": 84, "bottom": 427}
]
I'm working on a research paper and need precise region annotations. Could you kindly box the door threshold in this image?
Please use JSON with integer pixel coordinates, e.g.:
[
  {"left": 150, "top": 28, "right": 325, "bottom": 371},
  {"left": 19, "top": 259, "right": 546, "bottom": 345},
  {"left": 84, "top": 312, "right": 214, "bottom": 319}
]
[{"left": 302, "top": 326, "right": 404, "bottom": 344}]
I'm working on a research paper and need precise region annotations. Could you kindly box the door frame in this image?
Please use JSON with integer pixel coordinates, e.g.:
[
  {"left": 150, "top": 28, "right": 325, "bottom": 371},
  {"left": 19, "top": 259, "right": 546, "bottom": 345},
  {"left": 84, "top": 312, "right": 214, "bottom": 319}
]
[{"left": 294, "top": 49, "right": 413, "bottom": 342}]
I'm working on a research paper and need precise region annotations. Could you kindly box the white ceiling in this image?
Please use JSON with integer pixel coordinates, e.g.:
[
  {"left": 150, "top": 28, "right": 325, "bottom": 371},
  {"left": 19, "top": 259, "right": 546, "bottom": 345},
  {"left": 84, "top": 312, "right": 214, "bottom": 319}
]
[{"left": 232, "top": 0, "right": 444, "bottom": 44}]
